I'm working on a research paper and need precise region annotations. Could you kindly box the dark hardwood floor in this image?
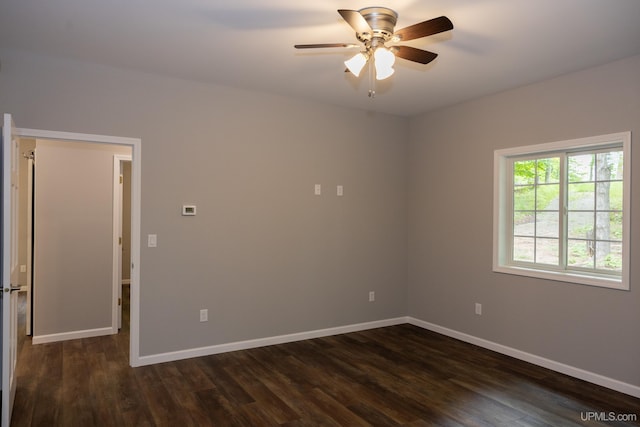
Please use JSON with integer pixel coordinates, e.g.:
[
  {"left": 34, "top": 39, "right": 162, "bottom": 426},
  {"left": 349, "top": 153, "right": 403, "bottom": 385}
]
[{"left": 12, "top": 290, "right": 640, "bottom": 426}]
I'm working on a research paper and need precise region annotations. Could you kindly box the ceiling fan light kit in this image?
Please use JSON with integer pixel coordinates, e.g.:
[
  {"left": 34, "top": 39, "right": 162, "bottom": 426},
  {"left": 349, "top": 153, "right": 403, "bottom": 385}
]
[{"left": 294, "top": 7, "right": 453, "bottom": 97}]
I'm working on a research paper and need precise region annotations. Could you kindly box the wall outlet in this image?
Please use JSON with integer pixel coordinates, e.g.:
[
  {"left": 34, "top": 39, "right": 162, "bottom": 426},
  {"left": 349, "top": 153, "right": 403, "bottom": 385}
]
[
  {"left": 475, "top": 303, "right": 482, "bottom": 316},
  {"left": 20, "top": 265, "right": 26, "bottom": 273},
  {"left": 182, "top": 205, "right": 197, "bottom": 216},
  {"left": 369, "top": 291, "right": 375, "bottom": 302},
  {"left": 200, "top": 309, "right": 208, "bottom": 322}
]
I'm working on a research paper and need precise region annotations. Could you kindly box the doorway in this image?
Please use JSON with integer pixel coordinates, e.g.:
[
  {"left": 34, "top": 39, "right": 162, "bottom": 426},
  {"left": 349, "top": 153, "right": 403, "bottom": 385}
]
[
  {"left": 33, "top": 139, "right": 131, "bottom": 343},
  {"left": 14, "top": 127, "right": 141, "bottom": 367}
]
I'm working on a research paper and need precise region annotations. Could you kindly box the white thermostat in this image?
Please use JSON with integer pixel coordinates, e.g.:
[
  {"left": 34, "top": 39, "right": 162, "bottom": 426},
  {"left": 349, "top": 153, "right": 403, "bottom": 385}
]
[{"left": 182, "top": 205, "right": 197, "bottom": 216}]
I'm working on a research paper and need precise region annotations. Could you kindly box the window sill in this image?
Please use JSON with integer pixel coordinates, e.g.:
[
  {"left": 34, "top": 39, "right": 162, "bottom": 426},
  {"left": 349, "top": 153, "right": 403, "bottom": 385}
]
[{"left": 493, "top": 265, "right": 628, "bottom": 291}]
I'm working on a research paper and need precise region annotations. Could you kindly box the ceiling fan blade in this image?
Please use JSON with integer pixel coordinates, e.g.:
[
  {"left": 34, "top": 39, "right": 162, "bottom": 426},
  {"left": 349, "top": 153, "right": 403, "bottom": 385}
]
[
  {"left": 394, "top": 16, "right": 453, "bottom": 41},
  {"left": 294, "top": 43, "right": 359, "bottom": 49},
  {"left": 338, "top": 9, "right": 372, "bottom": 34},
  {"left": 391, "top": 46, "right": 438, "bottom": 64}
]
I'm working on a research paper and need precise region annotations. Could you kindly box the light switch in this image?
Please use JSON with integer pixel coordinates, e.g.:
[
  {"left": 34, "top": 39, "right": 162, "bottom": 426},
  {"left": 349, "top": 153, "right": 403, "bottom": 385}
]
[
  {"left": 148, "top": 234, "right": 157, "bottom": 248},
  {"left": 337, "top": 185, "right": 344, "bottom": 196},
  {"left": 314, "top": 184, "right": 321, "bottom": 195}
]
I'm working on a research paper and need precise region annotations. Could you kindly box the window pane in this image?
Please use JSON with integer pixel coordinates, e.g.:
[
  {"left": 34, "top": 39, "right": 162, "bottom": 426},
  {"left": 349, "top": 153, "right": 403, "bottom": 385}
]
[
  {"left": 536, "top": 212, "right": 559, "bottom": 237},
  {"left": 568, "top": 183, "right": 594, "bottom": 210},
  {"left": 608, "top": 211, "right": 622, "bottom": 241},
  {"left": 596, "top": 212, "right": 622, "bottom": 242},
  {"left": 514, "top": 213, "right": 534, "bottom": 236},
  {"left": 567, "top": 239, "right": 594, "bottom": 269},
  {"left": 595, "top": 181, "right": 614, "bottom": 210},
  {"left": 595, "top": 242, "right": 622, "bottom": 272},
  {"left": 535, "top": 238, "right": 558, "bottom": 265},
  {"left": 596, "top": 151, "right": 623, "bottom": 181},
  {"left": 536, "top": 158, "right": 560, "bottom": 184},
  {"left": 595, "top": 181, "right": 623, "bottom": 211},
  {"left": 514, "top": 186, "right": 535, "bottom": 210},
  {"left": 536, "top": 184, "right": 559, "bottom": 210},
  {"left": 513, "top": 237, "right": 534, "bottom": 262},
  {"left": 568, "top": 153, "right": 594, "bottom": 182},
  {"left": 568, "top": 212, "right": 594, "bottom": 239},
  {"left": 514, "top": 160, "right": 536, "bottom": 185}
]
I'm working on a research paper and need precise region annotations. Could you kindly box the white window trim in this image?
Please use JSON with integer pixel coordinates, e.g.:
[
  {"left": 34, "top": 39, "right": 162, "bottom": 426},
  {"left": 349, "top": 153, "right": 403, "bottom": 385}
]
[{"left": 493, "top": 132, "right": 631, "bottom": 290}]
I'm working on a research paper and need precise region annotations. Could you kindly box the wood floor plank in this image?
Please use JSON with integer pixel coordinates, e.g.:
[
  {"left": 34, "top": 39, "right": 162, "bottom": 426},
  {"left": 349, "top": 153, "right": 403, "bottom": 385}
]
[
  {"left": 174, "top": 358, "right": 216, "bottom": 391},
  {"left": 347, "top": 402, "right": 402, "bottom": 426},
  {"left": 194, "top": 386, "right": 245, "bottom": 426},
  {"left": 236, "top": 401, "right": 282, "bottom": 426},
  {"left": 224, "top": 361, "right": 300, "bottom": 424},
  {"left": 30, "top": 343, "right": 63, "bottom": 426},
  {"left": 305, "top": 388, "right": 371, "bottom": 426},
  {"left": 60, "top": 339, "right": 103, "bottom": 425},
  {"left": 195, "top": 356, "right": 255, "bottom": 406},
  {"left": 134, "top": 365, "right": 185, "bottom": 427},
  {"left": 86, "top": 349, "right": 122, "bottom": 426}
]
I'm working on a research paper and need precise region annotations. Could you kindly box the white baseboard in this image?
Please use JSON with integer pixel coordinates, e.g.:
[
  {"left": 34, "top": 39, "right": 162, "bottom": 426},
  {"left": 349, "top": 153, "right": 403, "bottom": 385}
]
[
  {"left": 407, "top": 317, "right": 640, "bottom": 399},
  {"left": 135, "top": 317, "right": 408, "bottom": 367},
  {"left": 32, "top": 327, "right": 115, "bottom": 345}
]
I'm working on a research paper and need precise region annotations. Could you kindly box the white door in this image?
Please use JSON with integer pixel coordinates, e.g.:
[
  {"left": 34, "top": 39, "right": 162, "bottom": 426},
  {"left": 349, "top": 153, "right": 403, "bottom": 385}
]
[{"left": 1, "top": 113, "right": 20, "bottom": 426}]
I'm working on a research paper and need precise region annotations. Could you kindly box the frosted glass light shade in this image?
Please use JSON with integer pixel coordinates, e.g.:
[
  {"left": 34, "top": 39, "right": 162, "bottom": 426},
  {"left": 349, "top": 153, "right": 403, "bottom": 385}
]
[
  {"left": 344, "top": 52, "right": 368, "bottom": 77},
  {"left": 375, "top": 65, "right": 395, "bottom": 80},
  {"left": 374, "top": 47, "right": 395, "bottom": 80}
]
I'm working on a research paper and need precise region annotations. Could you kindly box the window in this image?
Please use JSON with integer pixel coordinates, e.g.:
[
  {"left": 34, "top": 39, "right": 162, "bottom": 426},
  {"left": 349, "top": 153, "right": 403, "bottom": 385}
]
[{"left": 493, "top": 132, "right": 631, "bottom": 290}]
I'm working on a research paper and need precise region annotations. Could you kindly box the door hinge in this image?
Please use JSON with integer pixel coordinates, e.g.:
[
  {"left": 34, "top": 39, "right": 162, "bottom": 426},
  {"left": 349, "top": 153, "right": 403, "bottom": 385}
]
[
  {"left": 119, "top": 237, "right": 122, "bottom": 245},
  {"left": 118, "top": 297, "right": 122, "bottom": 306},
  {"left": 120, "top": 175, "right": 123, "bottom": 184}
]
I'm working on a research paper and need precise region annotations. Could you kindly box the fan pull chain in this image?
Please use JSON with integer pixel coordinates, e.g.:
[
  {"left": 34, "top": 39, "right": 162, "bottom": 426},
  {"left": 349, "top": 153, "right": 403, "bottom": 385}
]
[{"left": 368, "top": 59, "right": 376, "bottom": 98}]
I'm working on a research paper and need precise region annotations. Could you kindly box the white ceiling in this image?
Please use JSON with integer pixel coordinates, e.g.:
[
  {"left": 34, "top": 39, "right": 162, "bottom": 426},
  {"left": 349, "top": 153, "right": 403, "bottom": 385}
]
[{"left": 1, "top": 0, "right": 640, "bottom": 117}]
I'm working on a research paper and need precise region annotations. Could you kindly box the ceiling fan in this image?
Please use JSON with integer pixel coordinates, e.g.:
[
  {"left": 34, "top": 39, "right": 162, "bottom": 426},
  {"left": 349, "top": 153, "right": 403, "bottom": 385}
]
[{"left": 294, "top": 7, "right": 453, "bottom": 96}]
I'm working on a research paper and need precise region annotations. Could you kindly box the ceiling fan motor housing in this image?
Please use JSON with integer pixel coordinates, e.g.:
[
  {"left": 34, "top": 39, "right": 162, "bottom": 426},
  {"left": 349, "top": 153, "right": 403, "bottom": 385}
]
[{"left": 357, "top": 7, "right": 398, "bottom": 43}]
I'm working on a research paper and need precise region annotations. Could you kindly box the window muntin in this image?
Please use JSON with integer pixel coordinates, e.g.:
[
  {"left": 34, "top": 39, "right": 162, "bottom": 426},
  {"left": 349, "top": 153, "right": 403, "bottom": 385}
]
[{"left": 493, "top": 133, "right": 630, "bottom": 290}]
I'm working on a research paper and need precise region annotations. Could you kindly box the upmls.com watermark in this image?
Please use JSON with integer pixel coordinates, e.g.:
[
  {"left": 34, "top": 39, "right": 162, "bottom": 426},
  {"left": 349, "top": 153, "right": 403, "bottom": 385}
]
[{"left": 581, "top": 411, "right": 638, "bottom": 422}]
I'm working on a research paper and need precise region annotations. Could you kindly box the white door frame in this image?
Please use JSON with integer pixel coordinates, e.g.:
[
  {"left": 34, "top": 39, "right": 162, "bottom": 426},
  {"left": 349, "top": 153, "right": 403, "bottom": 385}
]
[
  {"left": 113, "top": 154, "right": 131, "bottom": 331},
  {"left": 15, "top": 127, "right": 142, "bottom": 367}
]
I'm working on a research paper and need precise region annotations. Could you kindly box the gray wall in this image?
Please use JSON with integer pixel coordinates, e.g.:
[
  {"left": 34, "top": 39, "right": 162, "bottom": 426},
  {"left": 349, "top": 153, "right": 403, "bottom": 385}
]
[
  {"left": 0, "top": 48, "right": 409, "bottom": 355},
  {"left": 34, "top": 139, "right": 130, "bottom": 337},
  {"left": 408, "top": 55, "right": 640, "bottom": 387}
]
